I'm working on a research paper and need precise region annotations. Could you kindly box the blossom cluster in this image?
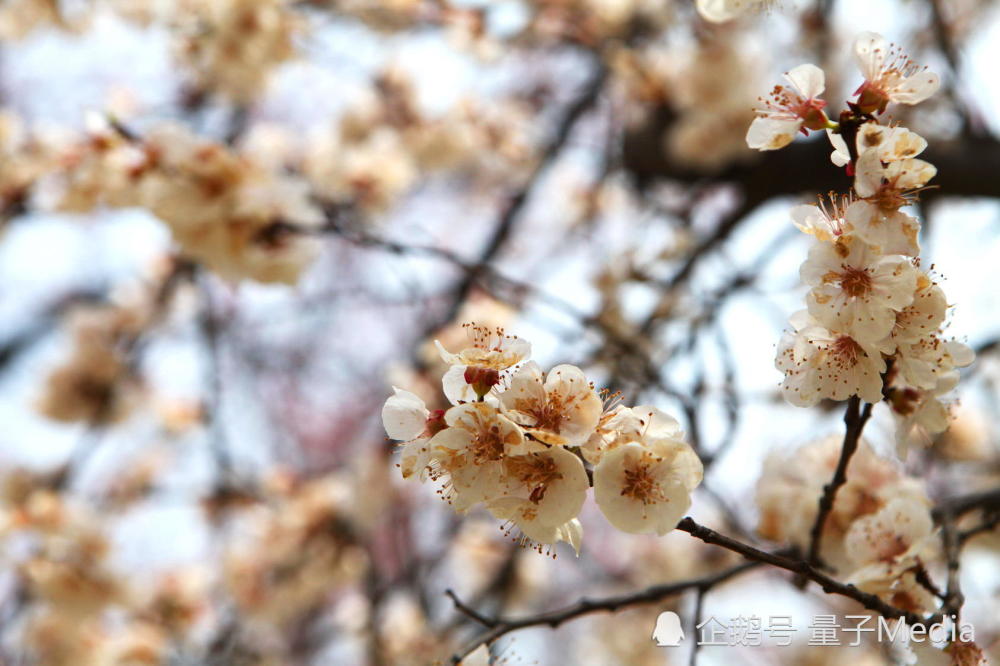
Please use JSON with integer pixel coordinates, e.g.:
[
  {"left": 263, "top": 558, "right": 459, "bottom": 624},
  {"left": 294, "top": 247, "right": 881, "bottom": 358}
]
[
  {"left": 42, "top": 119, "right": 325, "bottom": 284},
  {"left": 1, "top": 61, "right": 535, "bottom": 284},
  {"left": 382, "top": 324, "right": 703, "bottom": 553},
  {"left": 0, "top": 461, "right": 375, "bottom": 665},
  {"left": 0, "top": 470, "right": 200, "bottom": 666},
  {"left": 752, "top": 33, "right": 973, "bottom": 450},
  {"left": 173, "top": 0, "right": 300, "bottom": 103},
  {"left": 304, "top": 66, "right": 534, "bottom": 215},
  {"left": 757, "top": 435, "right": 938, "bottom": 613}
]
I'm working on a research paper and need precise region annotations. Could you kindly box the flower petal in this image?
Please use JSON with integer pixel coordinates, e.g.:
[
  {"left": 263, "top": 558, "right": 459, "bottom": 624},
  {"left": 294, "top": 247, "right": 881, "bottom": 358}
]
[
  {"left": 785, "top": 63, "right": 825, "bottom": 99},
  {"left": 382, "top": 387, "right": 429, "bottom": 441},
  {"left": 853, "top": 32, "right": 887, "bottom": 82},
  {"left": 890, "top": 71, "right": 940, "bottom": 105},
  {"left": 746, "top": 117, "right": 802, "bottom": 151}
]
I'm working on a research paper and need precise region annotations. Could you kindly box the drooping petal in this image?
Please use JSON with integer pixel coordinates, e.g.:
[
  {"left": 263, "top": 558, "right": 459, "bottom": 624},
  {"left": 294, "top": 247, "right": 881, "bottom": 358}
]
[
  {"left": 946, "top": 341, "right": 975, "bottom": 368},
  {"left": 852, "top": 150, "right": 884, "bottom": 198},
  {"left": 632, "top": 405, "right": 684, "bottom": 443},
  {"left": 399, "top": 437, "right": 432, "bottom": 480}
]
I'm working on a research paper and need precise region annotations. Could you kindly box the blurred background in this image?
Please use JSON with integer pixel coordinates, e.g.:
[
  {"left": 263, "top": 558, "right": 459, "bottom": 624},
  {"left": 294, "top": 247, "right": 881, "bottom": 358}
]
[{"left": 1, "top": 0, "right": 1000, "bottom": 664}]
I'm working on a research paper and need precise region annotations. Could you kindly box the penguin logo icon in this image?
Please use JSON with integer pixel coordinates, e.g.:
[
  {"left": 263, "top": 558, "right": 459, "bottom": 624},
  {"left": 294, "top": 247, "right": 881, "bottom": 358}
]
[{"left": 652, "top": 611, "right": 685, "bottom": 647}]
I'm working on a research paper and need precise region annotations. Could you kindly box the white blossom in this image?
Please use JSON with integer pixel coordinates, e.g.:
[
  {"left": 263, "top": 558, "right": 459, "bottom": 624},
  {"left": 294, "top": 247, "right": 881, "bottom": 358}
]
[
  {"left": 845, "top": 149, "right": 935, "bottom": 256},
  {"left": 487, "top": 446, "right": 589, "bottom": 550},
  {"left": 757, "top": 435, "right": 930, "bottom": 572},
  {"left": 429, "top": 403, "right": 535, "bottom": 511},
  {"left": 827, "top": 124, "right": 928, "bottom": 167},
  {"left": 790, "top": 196, "right": 850, "bottom": 243},
  {"left": 844, "top": 497, "right": 934, "bottom": 570},
  {"left": 593, "top": 425, "right": 702, "bottom": 536},
  {"left": 889, "top": 274, "right": 948, "bottom": 346},
  {"left": 746, "top": 64, "right": 828, "bottom": 151},
  {"left": 776, "top": 311, "right": 891, "bottom": 406},
  {"left": 582, "top": 404, "right": 683, "bottom": 465},
  {"left": 853, "top": 32, "right": 940, "bottom": 113},
  {"left": 381, "top": 387, "right": 441, "bottom": 480},
  {"left": 695, "top": 0, "right": 772, "bottom": 23},
  {"left": 436, "top": 324, "right": 530, "bottom": 402},
  {"left": 499, "top": 362, "right": 603, "bottom": 447},
  {"left": 800, "top": 236, "right": 917, "bottom": 342}
]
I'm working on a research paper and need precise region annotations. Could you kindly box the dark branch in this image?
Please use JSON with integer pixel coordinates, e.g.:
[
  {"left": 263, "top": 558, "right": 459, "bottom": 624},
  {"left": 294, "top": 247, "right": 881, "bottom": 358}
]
[
  {"left": 806, "top": 396, "right": 874, "bottom": 568},
  {"left": 448, "top": 556, "right": 759, "bottom": 664}
]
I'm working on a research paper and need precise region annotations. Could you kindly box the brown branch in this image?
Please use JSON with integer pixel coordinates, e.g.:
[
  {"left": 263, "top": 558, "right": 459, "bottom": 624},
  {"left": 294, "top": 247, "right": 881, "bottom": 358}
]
[
  {"left": 958, "top": 512, "right": 1000, "bottom": 544},
  {"left": 197, "top": 269, "right": 235, "bottom": 478},
  {"left": 449, "top": 511, "right": 939, "bottom": 664},
  {"left": 806, "top": 396, "right": 873, "bottom": 568},
  {"left": 674, "top": 518, "right": 926, "bottom": 624},
  {"left": 623, "top": 114, "right": 1000, "bottom": 202},
  {"left": 448, "top": 556, "right": 760, "bottom": 664},
  {"left": 933, "top": 486, "right": 1000, "bottom": 520},
  {"left": 446, "top": 589, "right": 499, "bottom": 628}
]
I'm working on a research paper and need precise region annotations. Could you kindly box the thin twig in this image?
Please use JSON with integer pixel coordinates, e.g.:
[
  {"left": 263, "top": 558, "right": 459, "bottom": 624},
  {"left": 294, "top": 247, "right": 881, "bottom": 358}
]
[{"left": 446, "top": 590, "right": 499, "bottom": 628}]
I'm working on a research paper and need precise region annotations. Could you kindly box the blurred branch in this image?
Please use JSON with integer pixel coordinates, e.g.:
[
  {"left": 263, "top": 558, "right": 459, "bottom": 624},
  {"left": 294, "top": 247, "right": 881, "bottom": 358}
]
[
  {"left": 927, "top": 0, "right": 978, "bottom": 137},
  {"left": 197, "top": 269, "right": 235, "bottom": 478},
  {"left": 446, "top": 589, "right": 499, "bottom": 628},
  {"left": 933, "top": 486, "right": 1000, "bottom": 520},
  {"left": 939, "top": 510, "right": 965, "bottom": 619},
  {"left": 624, "top": 115, "right": 1000, "bottom": 200},
  {"left": 428, "top": 53, "right": 609, "bottom": 335}
]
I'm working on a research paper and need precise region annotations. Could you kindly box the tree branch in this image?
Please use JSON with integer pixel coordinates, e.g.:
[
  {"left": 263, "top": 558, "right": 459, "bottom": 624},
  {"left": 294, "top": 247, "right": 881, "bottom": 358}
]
[
  {"left": 448, "top": 557, "right": 759, "bottom": 664},
  {"left": 806, "top": 396, "right": 874, "bottom": 568}
]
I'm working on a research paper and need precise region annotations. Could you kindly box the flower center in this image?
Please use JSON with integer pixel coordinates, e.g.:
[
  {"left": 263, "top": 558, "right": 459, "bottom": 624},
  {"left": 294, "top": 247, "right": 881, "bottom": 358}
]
[
  {"left": 874, "top": 185, "right": 908, "bottom": 212},
  {"left": 830, "top": 335, "right": 864, "bottom": 367},
  {"left": 471, "top": 425, "right": 506, "bottom": 464},
  {"left": 840, "top": 267, "right": 873, "bottom": 297},
  {"left": 620, "top": 454, "right": 666, "bottom": 505},
  {"left": 505, "top": 454, "right": 562, "bottom": 503}
]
